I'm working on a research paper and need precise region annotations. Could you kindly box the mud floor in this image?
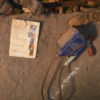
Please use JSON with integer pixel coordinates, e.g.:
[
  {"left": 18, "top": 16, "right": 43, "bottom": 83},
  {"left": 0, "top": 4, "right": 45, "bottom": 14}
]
[{"left": 0, "top": 13, "right": 100, "bottom": 100}]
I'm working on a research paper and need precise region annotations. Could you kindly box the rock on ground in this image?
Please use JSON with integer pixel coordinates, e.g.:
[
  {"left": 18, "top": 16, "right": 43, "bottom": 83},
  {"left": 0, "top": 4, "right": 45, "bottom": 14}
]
[{"left": 68, "top": 8, "right": 100, "bottom": 26}]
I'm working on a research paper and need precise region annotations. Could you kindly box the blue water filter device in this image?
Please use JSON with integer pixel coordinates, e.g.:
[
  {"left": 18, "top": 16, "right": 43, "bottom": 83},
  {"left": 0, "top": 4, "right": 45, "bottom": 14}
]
[{"left": 57, "top": 27, "right": 87, "bottom": 57}]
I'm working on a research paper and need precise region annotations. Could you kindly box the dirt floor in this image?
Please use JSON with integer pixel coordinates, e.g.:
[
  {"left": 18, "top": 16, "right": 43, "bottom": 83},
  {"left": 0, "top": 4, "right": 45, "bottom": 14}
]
[{"left": 0, "top": 13, "right": 100, "bottom": 100}]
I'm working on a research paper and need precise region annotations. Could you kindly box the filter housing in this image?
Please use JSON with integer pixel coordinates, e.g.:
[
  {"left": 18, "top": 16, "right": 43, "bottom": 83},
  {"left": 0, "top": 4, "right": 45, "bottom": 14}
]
[{"left": 57, "top": 27, "right": 87, "bottom": 57}]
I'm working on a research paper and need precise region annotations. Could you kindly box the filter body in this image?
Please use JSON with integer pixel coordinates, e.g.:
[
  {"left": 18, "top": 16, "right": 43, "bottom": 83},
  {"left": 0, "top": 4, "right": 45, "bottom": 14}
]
[{"left": 57, "top": 27, "right": 87, "bottom": 57}]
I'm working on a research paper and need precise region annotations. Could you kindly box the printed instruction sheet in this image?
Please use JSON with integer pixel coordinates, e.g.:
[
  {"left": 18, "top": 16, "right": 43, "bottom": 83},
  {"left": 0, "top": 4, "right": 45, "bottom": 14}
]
[{"left": 9, "top": 19, "right": 40, "bottom": 58}]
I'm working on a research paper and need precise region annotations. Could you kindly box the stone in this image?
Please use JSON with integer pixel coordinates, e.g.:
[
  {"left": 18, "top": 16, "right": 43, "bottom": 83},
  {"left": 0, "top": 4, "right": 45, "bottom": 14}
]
[
  {"left": 68, "top": 8, "right": 100, "bottom": 26},
  {"left": 22, "top": 8, "right": 30, "bottom": 13},
  {"left": 68, "top": 14, "right": 89, "bottom": 26}
]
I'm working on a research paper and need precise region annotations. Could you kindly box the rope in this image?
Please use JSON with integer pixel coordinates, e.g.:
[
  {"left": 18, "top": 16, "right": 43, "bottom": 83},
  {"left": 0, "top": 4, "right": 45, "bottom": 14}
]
[
  {"left": 47, "top": 56, "right": 65, "bottom": 100},
  {"left": 41, "top": 54, "right": 59, "bottom": 100}
]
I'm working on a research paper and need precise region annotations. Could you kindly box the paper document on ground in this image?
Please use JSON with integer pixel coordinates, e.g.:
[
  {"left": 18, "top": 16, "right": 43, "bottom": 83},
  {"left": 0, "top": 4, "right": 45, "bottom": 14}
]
[{"left": 9, "top": 19, "right": 40, "bottom": 58}]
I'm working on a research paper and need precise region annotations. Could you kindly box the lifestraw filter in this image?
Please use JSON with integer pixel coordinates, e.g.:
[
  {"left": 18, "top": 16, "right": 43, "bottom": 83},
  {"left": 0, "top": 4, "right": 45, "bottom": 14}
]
[{"left": 57, "top": 27, "right": 87, "bottom": 57}]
